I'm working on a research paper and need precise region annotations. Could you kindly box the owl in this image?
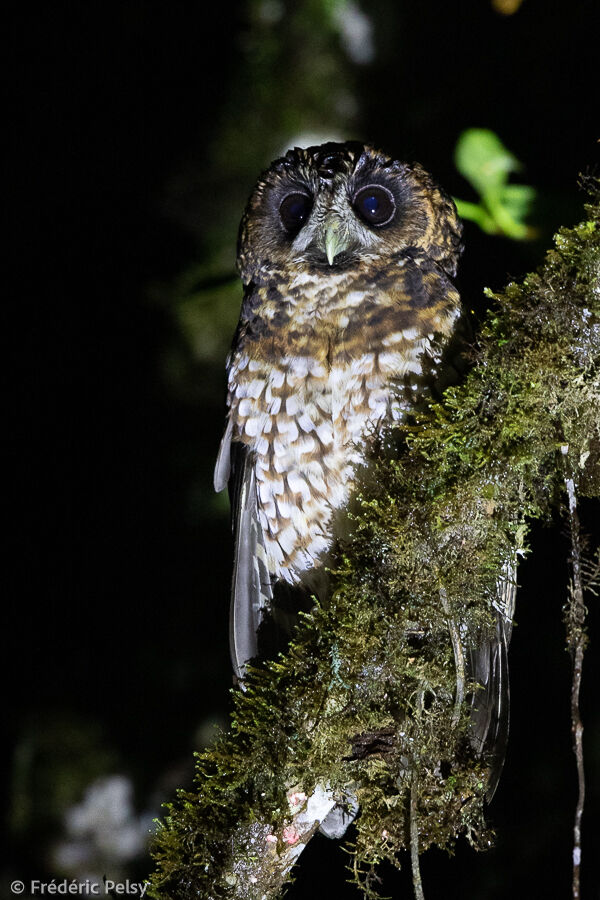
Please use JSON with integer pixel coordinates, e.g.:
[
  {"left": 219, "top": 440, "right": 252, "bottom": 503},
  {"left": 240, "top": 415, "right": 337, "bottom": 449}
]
[{"left": 215, "top": 141, "right": 512, "bottom": 796}]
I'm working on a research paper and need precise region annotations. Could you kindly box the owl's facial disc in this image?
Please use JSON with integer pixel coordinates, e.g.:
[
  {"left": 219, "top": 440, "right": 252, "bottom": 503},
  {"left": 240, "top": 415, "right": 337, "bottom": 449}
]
[
  {"left": 237, "top": 142, "right": 464, "bottom": 284},
  {"left": 287, "top": 182, "right": 371, "bottom": 268}
]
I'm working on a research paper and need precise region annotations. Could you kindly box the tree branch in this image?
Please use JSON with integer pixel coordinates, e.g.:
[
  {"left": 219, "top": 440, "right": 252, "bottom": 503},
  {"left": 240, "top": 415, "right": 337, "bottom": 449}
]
[{"left": 149, "top": 188, "right": 599, "bottom": 899}]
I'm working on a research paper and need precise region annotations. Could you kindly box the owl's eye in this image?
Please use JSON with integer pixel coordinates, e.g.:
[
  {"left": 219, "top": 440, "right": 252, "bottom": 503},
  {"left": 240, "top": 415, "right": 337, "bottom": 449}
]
[
  {"left": 353, "top": 185, "right": 396, "bottom": 226},
  {"left": 279, "top": 192, "right": 313, "bottom": 232}
]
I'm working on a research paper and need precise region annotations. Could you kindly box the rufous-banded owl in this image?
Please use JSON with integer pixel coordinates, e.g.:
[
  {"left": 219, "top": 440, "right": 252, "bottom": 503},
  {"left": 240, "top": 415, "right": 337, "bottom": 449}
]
[{"left": 215, "top": 142, "right": 512, "bottom": 797}]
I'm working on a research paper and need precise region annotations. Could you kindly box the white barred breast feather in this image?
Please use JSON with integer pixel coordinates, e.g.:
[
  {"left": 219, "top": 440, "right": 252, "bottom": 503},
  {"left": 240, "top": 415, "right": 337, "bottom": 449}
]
[{"left": 220, "top": 292, "right": 454, "bottom": 586}]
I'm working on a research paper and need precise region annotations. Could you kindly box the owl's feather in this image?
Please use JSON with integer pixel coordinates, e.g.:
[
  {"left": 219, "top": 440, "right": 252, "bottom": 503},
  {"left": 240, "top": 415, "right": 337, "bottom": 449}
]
[
  {"left": 468, "top": 618, "right": 511, "bottom": 800},
  {"left": 225, "top": 441, "right": 274, "bottom": 678},
  {"left": 468, "top": 563, "right": 516, "bottom": 799}
]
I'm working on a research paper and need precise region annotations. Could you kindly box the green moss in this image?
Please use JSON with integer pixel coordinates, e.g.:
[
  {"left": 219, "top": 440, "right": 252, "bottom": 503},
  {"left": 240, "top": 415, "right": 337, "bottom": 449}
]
[{"left": 149, "top": 189, "right": 599, "bottom": 898}]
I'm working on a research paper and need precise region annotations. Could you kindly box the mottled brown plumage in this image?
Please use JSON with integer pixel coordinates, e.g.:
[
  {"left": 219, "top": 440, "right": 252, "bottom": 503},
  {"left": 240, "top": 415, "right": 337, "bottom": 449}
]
[
  {"left": 216, "top": 140, "right": 513, "bottom": 810},
  {"left": 216, "top": 143, "right": 462, "bottom": 672}
]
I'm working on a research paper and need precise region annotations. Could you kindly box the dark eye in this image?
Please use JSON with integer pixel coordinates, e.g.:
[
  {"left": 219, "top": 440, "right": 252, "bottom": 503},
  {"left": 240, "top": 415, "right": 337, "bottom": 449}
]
[
  {"left": 279, "top": 192, "right": 313, "bottom": 232},
  {"left": 352, "top": 184, "right": 396, "bottom": 226}
]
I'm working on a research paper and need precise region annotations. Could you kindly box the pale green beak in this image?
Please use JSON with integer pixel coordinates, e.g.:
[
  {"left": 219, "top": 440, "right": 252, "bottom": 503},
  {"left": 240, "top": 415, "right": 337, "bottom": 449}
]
[{"left": 324, "top": 219, "right": 350, "bottom": 266}]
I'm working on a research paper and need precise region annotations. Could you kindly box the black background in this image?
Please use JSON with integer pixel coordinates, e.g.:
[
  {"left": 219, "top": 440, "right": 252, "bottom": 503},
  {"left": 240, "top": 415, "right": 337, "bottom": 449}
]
[{"left": 8, "top": 0, "right": 599, "bottom": 896}]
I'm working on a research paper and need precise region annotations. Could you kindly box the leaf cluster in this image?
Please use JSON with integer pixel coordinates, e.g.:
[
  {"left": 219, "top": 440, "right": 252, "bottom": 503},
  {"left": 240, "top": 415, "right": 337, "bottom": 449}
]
[{"left": 454, "top": 128, "right": 537, "bottom": 239}]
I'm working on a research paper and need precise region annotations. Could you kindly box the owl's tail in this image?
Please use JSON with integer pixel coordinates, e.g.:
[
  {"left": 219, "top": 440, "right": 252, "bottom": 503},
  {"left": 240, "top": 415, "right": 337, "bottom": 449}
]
[{"left": 466, "top": 560, "right": 516, "bottom": 800}]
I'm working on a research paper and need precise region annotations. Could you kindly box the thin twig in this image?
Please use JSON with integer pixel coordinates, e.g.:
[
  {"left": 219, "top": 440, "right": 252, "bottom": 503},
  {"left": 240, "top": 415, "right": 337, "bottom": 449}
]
[
  {"left": 410, "top": 691, "right": 426, "bottom": 900},
  {"left": 410, "top": 772, "right": 425, "bottom": 900},
  {"left": 561, "top": 447, "right": 586, "bottom": 900},
  {"left": 570, "top": 634, "right": 585, "bottom": 900}
]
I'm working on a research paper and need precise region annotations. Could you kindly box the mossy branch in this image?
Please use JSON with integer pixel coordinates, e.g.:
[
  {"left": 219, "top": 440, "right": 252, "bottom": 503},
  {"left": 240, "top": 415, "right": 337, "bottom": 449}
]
[{"left": 149, "top": 185, "right": 599, "bottom": 899}]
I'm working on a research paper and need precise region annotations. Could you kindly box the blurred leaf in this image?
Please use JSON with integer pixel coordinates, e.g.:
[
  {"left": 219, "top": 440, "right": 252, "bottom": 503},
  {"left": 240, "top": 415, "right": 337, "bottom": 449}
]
[
  {"left": 500, "top": 183, "right": 537, "bottom": 221},
  {"left": 453, "top": 128, "right": 537, "bottom": 240},
  {"left": 454, "top": 199, "right": 497, "bottom": 234},
  {"left": 454, "top": 128, "right": 521, "bottom": 197},
  {"left": 491, "top": 0, "right": 525, "bottom": 14}
]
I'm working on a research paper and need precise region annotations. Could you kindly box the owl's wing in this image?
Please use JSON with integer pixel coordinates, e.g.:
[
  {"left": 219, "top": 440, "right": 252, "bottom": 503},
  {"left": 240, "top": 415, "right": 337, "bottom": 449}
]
[
  {"left": 215, "top": 427, "right": 273, "bottom": 680},
  {"left": 467, "top": 559, "right": 517, "bottom": 800}
]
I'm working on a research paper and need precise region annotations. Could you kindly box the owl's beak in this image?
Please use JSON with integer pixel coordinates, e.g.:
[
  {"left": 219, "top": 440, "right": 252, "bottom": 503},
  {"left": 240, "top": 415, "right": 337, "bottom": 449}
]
[{"left": 324, "top": 219, "right": 351, "bottom": 266}]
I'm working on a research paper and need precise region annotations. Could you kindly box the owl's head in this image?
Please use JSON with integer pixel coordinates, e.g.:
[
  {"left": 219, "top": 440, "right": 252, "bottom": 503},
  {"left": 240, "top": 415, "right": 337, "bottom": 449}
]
[{"left": 237, "top": 142, "right": 463, "bottom": 284}]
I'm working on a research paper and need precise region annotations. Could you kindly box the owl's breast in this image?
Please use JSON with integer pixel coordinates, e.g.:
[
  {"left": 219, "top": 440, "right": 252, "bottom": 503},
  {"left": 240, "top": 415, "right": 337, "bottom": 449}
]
[{"left": 228, "top": 261, "right": 459, "bottom": 582}]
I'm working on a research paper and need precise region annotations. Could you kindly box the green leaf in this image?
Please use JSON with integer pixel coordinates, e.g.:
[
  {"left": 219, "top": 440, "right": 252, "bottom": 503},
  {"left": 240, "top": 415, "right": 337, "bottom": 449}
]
[
  {"left": 454, "top": 199, "right": 497, "bottom": 234},
  {"left": 453, "top": 129, "right": 537, "bottom": 239},
  {"left": 454, "top": 128, "right": 521, "bottom": 197},
  {"left": 500, "top": 183, "right": 536, "bottom": 221}
]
